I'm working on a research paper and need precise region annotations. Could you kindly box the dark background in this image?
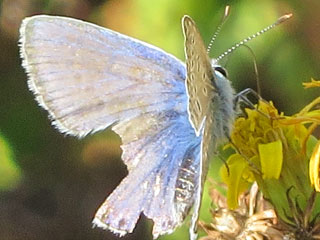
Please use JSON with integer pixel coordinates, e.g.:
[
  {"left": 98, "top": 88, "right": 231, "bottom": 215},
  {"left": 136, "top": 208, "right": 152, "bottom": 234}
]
[{"left": 0, "top": 0, "right": 319, "bottom": 239}]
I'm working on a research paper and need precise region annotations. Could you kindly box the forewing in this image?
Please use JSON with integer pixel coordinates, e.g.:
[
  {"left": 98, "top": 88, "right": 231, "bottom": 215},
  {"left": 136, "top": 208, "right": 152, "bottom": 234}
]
[
  {"left": 19, "top": 15, "right": 186, "bottom": 137},
  {"left": 183, "top": 15, "right": 217, "bottom": 136}
]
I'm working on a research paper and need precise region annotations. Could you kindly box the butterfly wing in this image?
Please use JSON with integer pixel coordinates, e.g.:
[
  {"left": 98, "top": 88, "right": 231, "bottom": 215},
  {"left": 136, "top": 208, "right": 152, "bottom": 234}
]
[
  {"left": 94, "top": 112, "right": 201, "bottom": 237},
  {"left": 182, "top": 16, "right": 217, "bottom": 136},
  {"left": 20, "top": 15, "right": 203, "bottom": 238},
  {"left": 182, "top": 15, "right": 221, "bottom": 240},
  {"left": 20, "top": 15, "right": 186, "bottom": 137}
]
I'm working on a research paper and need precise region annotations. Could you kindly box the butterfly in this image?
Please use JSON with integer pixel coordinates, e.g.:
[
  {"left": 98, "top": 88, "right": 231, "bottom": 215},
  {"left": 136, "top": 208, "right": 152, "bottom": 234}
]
[{"left": 19, "top": 10, "right": 291, "bottom": 240}]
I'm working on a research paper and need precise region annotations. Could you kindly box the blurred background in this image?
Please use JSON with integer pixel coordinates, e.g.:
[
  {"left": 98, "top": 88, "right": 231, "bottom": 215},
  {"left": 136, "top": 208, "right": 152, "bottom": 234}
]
[{"left": 0, "top": 0, "right": 319, "bottom": 239}]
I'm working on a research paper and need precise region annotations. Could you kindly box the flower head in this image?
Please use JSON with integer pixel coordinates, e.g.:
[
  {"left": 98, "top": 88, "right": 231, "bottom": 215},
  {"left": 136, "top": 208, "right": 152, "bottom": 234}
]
[{"left": 218, "top": 78, "right": 320, "bottom": 239}]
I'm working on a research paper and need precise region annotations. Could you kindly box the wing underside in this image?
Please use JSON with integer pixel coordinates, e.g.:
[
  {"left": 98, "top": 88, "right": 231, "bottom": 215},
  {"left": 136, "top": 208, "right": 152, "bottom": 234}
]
[{"left": 182, "top": 15, "right": 216, "bottom": 136}]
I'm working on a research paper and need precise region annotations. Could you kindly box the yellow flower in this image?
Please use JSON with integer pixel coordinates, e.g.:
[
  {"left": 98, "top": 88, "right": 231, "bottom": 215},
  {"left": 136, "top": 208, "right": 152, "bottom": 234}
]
[
  {"left": 219, "top": 78, "right": 320, "bottom": 238},
  {"left": 221, "top": 100, "right": 296, "bottom": 209},
  {"left": 279, "top": 79, "right": 320, "bottom": 192}
]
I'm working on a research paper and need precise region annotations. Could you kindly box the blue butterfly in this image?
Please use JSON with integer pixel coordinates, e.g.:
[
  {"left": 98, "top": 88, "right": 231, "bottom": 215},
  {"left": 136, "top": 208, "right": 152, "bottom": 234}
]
[{"left": 19, "top": 11, "right": 291, "bottom": 240}]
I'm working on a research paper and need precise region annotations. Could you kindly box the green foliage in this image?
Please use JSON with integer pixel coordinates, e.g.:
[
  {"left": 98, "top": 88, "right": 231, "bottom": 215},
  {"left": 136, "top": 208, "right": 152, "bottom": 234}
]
[{"left": 0, "top": 132, "right": 21, "bottom": 190}]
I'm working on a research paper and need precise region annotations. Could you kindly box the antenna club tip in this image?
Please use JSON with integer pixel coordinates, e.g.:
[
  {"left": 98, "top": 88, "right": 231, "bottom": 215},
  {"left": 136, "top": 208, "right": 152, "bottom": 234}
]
[
  {"left": 225, "top": 5, "right": 230, "bottom": 15},
  {"left": 276, "top": 13, "right": 293, "bottom": 24},
  {"left": 223, "top": 5, "right": 231, "bottom": 20}
]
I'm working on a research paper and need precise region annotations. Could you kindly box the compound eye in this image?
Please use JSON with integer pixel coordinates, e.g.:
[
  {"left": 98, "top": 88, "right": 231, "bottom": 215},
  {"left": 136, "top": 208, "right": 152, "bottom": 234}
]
[{"left": 214, "top": 66, "right": 228, "bottom": 78}]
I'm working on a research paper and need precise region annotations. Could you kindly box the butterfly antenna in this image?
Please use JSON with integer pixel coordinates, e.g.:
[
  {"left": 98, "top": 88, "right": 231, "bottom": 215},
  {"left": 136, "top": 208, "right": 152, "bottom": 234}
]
[
  {"left": 207, "top": 5, "right": 230, "bottom": 53},
  {"left": 216, "top": 13, "right": 293, "bottom": 61},
  {"left": 242, "top": 44, "right": 261, "bottom": 95}
]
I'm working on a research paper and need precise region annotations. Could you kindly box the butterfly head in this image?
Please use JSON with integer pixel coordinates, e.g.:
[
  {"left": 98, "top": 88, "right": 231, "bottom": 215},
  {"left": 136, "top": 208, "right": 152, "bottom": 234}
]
[{"left": 211, "top": 58, "right": 228, "bottom": 79}]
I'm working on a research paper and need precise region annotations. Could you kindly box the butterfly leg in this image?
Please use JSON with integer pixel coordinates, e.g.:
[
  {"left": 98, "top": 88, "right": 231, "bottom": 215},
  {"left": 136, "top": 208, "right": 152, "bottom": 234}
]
[{"left": 234, "top": 88, "right": 269, "bottom": 118}]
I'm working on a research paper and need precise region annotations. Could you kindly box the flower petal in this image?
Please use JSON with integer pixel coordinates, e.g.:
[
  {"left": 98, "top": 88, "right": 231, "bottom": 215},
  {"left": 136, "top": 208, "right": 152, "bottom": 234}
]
[
  {"left": 258, "top": 140, "right": 283, "bottom": 179},
  {"left": 310, "top": 140, "right": 320, "bottom": 191},
  {"left": 220, "top": 154, "right": 251, "bottom": 209},
  {"left": 303, "top": 78, "right": 320, "bottom": 88}
]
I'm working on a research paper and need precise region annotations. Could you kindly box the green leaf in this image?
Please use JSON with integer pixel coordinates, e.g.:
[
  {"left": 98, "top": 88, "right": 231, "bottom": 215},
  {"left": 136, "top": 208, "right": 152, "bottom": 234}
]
[{"left": 0, "top": 133, "right": 21, "bottom": 190}]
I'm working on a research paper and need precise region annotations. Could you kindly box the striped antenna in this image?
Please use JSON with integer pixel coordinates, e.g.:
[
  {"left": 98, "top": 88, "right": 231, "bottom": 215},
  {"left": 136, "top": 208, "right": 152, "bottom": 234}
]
[
  {"left": 216, "top": 13, "right": 293, "bottom": 61},
  {"left": 207, "top": 5, "right": 230, "bottom": 53}
]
